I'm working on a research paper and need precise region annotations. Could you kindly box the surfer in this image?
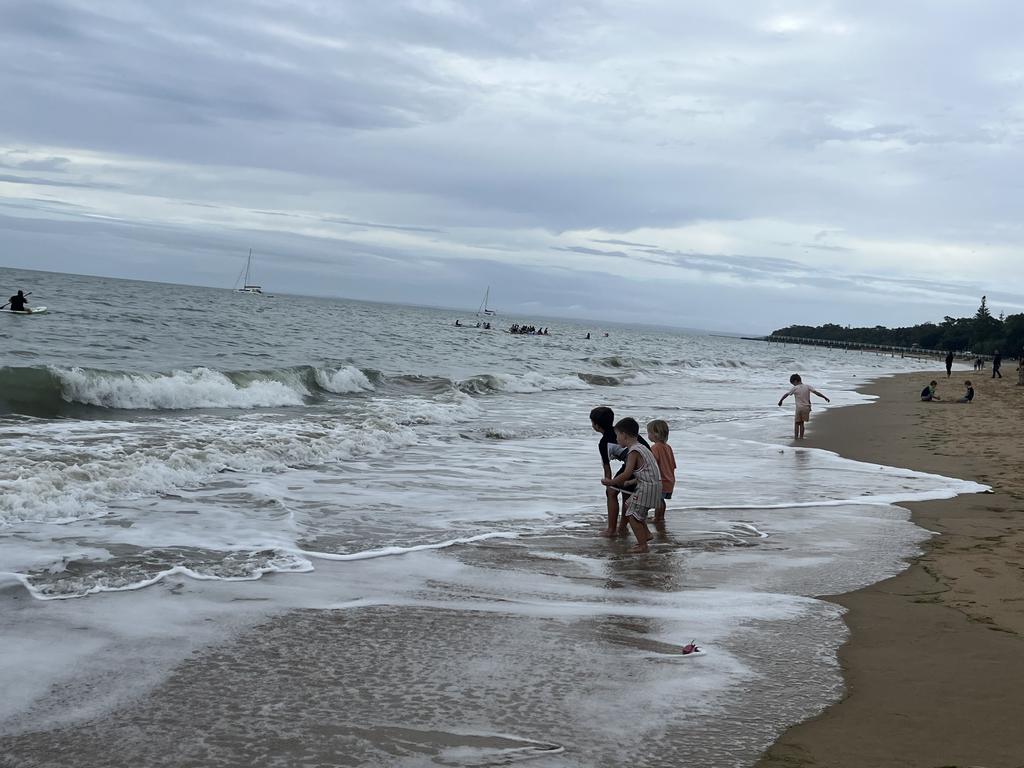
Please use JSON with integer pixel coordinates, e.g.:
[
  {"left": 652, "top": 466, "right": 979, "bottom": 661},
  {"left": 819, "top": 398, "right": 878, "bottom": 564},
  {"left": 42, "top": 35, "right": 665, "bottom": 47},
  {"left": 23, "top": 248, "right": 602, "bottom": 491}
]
[{"left": 3, "top": 290, "right": 30, "bottom": 313}]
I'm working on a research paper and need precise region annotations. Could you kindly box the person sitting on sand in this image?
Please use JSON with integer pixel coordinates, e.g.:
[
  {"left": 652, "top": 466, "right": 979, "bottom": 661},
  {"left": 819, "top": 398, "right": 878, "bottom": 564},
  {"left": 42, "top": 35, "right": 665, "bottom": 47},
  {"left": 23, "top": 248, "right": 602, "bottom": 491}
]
[
  {"left": 920, "top": 380, "right": 941, "bottom": 401},
  {"left": 601, "top": 417, "right": 660, "bottom": 553},
  {"left": 956, "top": 380, "right": 975, "bottom": 403},
  {"left": 778, "top": 373, "right": 830, "bottom": 440}
]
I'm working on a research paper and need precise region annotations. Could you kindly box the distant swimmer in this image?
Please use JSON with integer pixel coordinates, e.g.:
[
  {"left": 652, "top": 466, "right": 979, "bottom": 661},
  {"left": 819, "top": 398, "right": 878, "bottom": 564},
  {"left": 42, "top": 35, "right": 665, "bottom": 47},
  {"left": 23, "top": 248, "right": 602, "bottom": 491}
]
[{"left": 3, "top": 290, "right": 30, "bottom": 312}]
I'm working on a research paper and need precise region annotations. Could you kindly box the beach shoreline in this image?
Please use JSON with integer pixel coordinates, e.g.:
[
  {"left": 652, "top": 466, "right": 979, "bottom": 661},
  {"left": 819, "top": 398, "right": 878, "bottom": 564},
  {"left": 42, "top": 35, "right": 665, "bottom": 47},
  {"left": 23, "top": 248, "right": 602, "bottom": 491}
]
[{"left": 758, "top": 369, "right": 1024, "bottom": 767}]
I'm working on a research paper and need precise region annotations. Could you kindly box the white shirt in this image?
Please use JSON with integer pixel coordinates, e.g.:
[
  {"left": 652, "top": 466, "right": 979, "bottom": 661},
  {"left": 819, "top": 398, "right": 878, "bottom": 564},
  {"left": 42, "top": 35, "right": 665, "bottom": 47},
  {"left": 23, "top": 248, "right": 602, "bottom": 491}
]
[{"left": 787, "top": 383, "right": 814, "bottom": 407}]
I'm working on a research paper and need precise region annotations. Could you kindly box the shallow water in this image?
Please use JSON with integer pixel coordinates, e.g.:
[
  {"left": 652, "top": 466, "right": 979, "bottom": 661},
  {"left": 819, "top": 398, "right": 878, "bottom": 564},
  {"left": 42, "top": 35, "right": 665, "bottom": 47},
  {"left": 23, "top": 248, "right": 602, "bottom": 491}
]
[{"left": 0, "top": 267, "right": 984, "bottom": 765}]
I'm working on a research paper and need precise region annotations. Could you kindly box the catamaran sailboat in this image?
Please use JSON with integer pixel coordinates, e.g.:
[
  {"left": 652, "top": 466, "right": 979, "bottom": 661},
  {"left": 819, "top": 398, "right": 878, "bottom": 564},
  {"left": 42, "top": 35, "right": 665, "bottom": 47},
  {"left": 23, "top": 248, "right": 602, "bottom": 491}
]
[{"left": 235, "top": 249, "right": 263, "bottom": 295}]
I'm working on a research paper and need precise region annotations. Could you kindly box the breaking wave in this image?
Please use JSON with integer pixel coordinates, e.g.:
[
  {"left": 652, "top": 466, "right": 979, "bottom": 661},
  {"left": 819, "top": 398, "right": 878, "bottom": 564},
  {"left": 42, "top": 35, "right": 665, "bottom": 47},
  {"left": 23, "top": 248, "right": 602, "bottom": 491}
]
[
  {"left": 0, "top": 361, "right": 663, "bottom": 418},
  {"left": 0, "top": 365, "right": 374, "bottom": 416}
]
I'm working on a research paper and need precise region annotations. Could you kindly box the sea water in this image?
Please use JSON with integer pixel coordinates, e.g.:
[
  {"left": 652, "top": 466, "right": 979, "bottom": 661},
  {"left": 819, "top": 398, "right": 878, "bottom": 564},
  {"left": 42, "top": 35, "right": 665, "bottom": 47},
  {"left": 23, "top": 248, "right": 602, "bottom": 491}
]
[{"left": 0, "top": 267, "right": 984, "bottom": 766}]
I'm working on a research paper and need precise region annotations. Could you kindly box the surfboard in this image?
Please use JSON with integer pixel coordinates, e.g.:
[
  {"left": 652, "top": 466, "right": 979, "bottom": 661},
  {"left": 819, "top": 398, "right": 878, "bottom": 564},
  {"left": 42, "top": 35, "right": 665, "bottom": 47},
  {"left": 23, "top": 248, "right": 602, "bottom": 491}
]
[{"left": 1, "top": 306, "right": 47, "bottom": 315}]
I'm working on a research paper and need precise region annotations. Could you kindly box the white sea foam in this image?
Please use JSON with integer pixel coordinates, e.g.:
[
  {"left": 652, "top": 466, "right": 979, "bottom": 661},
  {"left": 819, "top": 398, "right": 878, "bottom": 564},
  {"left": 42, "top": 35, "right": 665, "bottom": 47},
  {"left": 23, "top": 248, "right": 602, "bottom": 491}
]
[
  {"left": 54, "top": 366, "right": 309, "bottom": 410},
  {"left": 9, "top": 550, "right": 314, "bottom": 601},
  {"left": 314, "top": 366, "right": 373, "bottom": 394},
  {"left": 0, "top": 417, "right": 418, "bottom": 525},
  {"left": 375, "top": 392, "right": 482, "bottom": 425}
]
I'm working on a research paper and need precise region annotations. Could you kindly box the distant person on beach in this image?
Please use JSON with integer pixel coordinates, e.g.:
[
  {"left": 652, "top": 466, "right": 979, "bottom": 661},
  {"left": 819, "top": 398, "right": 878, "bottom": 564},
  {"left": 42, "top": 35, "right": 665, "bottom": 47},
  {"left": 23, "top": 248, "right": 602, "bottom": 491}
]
[
  {"left": 601, "top": 418, "right": 660, "bottom": 553},
  {"left": 1018, "top": 353, "right": 1024, "bottom": 386},
  {"left": 778, "top": 374, "right": 830, "bottom": 439},
  {"left": 647, "top": 419, "right": 676, "bottom": 527},
  {"left": 920, "top": 381, "right": 941, "bottom": 401},
  {"left": 992, "top": 350, "right": 1002, "bottom": 378},
  {"left": 4, "top": 290, "right": 29, "bottom": 312},
  {"left": 956, "top": 381, "right": 975, "bottom": 403},
  {"left": 945, "top": 351, "right": 954, "bottom": 378}
]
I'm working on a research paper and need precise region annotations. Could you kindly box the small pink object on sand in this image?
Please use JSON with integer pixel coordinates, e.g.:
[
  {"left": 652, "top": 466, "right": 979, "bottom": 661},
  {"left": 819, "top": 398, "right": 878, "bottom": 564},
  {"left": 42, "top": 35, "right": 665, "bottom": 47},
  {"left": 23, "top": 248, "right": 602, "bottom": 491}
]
[{"left": 681, "top": 641, "right": 700, "bottom": 655}]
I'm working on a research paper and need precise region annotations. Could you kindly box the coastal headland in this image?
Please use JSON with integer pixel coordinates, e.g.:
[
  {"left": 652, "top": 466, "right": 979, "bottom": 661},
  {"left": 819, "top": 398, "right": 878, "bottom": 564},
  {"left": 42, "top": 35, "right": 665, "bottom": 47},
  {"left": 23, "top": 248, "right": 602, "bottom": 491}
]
[{"left": 759, "top": 369, "right": 1024, "bottom": 767}]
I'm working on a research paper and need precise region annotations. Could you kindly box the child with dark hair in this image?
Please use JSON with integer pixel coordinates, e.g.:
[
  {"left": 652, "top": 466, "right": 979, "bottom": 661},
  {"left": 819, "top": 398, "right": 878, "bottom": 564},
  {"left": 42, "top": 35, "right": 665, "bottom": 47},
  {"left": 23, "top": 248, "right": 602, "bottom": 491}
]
[
  {"left": 601, "top": 417, "right": 660, "bottom": 553},
  {"left": 591, "top": 406, "right": 625, "bottom": 537},
  {"left": 590, "top": 406, "right": 651, "bottom": 537},
  {"left": 778, "top": 373, "right": 829, "bottom": 439},
  {"left": 920, "top": 380, "right": 941, "bottom": 402}
]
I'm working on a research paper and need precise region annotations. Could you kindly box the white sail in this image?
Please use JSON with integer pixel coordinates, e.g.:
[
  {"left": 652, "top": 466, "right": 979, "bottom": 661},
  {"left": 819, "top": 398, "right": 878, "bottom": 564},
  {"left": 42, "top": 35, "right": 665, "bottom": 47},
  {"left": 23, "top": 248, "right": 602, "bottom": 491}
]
[
  {"left": 236, "top": 249, "right": 263, "bottom": 294},
  {"left": 477, "top": 286, "right": 496, "bottom": 316}
]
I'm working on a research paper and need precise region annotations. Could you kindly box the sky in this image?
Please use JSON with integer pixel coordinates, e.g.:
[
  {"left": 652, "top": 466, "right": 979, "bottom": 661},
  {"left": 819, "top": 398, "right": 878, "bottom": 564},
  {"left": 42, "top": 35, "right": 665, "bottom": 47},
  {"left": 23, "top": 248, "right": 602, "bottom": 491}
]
[{"left": 2, "top": 0, "right": 1024, "bottom": 333}]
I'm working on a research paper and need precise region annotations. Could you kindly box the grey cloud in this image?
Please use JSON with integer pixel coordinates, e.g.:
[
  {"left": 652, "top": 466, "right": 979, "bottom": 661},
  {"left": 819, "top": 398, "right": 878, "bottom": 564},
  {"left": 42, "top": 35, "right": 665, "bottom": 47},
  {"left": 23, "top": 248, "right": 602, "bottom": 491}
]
[
  {"left": 552, "top": 246, "right": 629, "bottom": 257},
  {"left": 319, "top": 216, "right": 445, "bottom": 234},
  {"left": 590, "top": 238, "right": 660, "bottom": 248},
  {"left": 5, "top": 1, "right": 1024, "bottom": 330},
  {"left": 0, "top": 173, "right": 111, "bottom": 189}
]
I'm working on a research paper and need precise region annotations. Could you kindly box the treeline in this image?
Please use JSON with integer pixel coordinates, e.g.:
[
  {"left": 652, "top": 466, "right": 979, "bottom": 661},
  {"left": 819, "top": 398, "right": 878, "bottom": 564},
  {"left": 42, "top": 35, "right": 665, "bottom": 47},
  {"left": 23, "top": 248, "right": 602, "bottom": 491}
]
[{"left": 770, "top": 297, "right": 1024, "bottom": 355}]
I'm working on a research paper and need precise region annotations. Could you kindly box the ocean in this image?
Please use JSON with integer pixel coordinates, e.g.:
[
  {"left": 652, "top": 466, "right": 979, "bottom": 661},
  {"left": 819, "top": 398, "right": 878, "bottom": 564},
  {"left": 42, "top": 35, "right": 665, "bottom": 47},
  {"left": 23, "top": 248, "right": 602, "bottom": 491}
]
[{"left": 0, "top": 267, "right": 984, "bottom": 767}]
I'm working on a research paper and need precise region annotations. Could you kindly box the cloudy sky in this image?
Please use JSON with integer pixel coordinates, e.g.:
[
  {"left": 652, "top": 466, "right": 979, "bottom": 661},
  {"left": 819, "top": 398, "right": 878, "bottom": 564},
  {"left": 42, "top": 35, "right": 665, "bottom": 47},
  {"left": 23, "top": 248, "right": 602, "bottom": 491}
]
[{"left": 2, "top": 1, "right": 1023, "bottom": 332}]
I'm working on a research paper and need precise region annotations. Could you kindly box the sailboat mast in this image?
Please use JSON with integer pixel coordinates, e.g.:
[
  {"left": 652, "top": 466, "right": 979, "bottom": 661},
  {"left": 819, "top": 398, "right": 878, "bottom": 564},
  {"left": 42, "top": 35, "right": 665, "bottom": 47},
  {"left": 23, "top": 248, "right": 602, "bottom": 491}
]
[{"left": 245, "top": 249, "right": 253, "bottom": 286}]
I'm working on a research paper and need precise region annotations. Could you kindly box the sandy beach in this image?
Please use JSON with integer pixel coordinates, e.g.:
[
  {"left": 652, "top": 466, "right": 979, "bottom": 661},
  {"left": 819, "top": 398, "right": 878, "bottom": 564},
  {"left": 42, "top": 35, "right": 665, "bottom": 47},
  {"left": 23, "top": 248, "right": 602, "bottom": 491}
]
[{"left": 759, "top": 368, "right": 1024, "bottom": 768}]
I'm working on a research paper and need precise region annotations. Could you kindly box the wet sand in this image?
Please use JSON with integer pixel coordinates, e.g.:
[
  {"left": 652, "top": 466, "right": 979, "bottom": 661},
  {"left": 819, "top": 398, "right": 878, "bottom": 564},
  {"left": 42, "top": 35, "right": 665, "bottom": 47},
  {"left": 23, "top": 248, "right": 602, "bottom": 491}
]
[{"left": 759, "top": 369, "right": 1024, "bottom": 767}]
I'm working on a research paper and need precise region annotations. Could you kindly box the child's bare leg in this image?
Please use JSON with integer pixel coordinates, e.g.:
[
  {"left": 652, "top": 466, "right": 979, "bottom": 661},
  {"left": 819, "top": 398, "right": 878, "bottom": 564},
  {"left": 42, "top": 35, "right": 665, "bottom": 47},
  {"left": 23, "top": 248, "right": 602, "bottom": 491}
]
[
  {"left": 615, "top": 493, "right": 630, "bottom": 536},
  {"left": 601, "top": 487, "right": 620, "bottom": 536},
  {"left": 793, "top": 421, "right": 800, "bottom": 439},
  {"left": 798, "top": 421, "right": 806, "bottom": 439},
  {"left": 654, "top": 498, "right": 666, "bottom": 524},
  {"left": 627, "top": 516, "right": 651, "bottom": 553}
]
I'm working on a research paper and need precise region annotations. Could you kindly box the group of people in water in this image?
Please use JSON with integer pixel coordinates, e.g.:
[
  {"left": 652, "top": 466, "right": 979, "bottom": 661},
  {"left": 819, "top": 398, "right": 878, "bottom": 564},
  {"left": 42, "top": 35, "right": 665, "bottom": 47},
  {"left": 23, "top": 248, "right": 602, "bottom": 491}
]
[
  {"left": 591, "top": 406, "right": 676, "bottom": 553},
  {"left": 509, "top": 324, "right": 549, "bottom": 335},
  {"left": 453, "top": 319, "right": 493, "bottom": 329},
  {"left": 597, "top": 372, "right": 829, "bottom": 553}
]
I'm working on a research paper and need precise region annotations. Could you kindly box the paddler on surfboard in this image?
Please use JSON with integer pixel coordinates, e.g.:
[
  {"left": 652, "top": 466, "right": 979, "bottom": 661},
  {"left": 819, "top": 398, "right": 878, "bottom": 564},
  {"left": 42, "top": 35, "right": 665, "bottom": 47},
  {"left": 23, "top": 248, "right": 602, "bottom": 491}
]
[{"left": 2, "top": 290, "right": 32, "bottom": 313}]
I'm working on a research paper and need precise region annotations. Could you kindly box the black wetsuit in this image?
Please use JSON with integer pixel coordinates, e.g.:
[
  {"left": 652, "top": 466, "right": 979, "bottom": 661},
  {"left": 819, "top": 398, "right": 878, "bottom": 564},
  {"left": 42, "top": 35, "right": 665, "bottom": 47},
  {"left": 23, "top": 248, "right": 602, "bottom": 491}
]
[
  {"left": 993, "top": 353, "right": 1002, "bottom": 378},
  {"left": 8, "top": 295, "right": 27, "bottom": 312}
]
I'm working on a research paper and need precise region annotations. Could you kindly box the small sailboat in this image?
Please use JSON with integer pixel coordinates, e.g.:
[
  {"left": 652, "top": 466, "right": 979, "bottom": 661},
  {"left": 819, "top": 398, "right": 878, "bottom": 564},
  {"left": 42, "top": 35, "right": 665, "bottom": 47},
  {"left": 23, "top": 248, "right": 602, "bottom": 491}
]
[
  {"left": 235, "top": 249, "right": 263, "bottom": 295},
  {"left": 477, "top": 286, "right": 497, "bottom": 318}
]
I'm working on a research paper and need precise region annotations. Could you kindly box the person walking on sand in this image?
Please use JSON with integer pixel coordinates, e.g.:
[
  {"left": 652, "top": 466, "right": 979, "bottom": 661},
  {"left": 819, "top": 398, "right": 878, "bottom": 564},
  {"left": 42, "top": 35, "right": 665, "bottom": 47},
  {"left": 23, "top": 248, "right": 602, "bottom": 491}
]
[
  {"left": 992, "top": 350, "right": 1002, "bottom": 379},
  {"left": 778, "top": 373, "right": 830, "bottom": 440},
  {"left": 945, "top": 351, "right": 954, "bottom": 378},
  {"left": 601, "top": 418, "right": 660, "bottom": 553}
]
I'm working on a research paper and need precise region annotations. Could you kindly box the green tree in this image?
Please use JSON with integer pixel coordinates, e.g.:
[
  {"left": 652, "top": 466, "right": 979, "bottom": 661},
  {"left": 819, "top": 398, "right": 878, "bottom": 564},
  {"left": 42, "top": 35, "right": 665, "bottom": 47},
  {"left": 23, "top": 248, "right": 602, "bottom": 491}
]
[
  {"left": 1002, "top": 313, "right": 1024, "bottom": 356},
  {"left": 972, "top": 296, "right": 1003, "bottom": 351}
]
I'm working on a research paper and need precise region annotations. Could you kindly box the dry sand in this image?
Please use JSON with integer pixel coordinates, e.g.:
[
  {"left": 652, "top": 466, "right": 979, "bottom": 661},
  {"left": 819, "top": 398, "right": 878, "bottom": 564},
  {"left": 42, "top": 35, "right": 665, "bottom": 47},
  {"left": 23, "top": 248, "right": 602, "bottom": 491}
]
[{"left": 759, "top": 369, "right": 1024, "bottom": 768}]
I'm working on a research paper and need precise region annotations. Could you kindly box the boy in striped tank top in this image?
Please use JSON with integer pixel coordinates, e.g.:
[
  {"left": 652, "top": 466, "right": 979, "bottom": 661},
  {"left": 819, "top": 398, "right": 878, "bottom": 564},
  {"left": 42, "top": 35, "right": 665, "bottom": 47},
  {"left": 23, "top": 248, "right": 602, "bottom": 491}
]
[{"left": 601, "top": 417, "right": 660, "bottom": 553}]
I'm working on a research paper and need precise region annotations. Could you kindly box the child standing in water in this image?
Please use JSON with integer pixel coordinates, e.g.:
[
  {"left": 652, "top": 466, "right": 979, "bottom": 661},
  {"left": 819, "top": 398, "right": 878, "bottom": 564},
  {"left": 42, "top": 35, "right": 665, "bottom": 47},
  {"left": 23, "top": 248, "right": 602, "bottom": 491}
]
[
  {"left": 591, "top": 406, "right": 625, "bottom": 537},
  {"left": 590, "top": 406, "right": 649, "bottom": 537},
  {"left": 601, "top": 418, "right": 660, "bottom": 552},
  {"left": 646, "top": 420, "right": 676, "bottom": 527},
  {"left": 778, "top": 373, "right": 830, "bottom": 439}
]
